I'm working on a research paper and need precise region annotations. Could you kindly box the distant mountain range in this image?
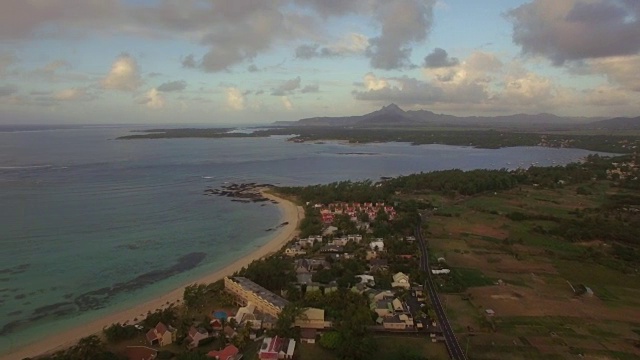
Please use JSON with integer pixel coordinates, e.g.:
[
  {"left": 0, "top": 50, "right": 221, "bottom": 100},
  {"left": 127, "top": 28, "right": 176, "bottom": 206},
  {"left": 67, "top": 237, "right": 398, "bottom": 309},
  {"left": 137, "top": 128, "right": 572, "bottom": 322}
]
[{"left": 273, "top": 104, "right": 640, "bottom": 130}]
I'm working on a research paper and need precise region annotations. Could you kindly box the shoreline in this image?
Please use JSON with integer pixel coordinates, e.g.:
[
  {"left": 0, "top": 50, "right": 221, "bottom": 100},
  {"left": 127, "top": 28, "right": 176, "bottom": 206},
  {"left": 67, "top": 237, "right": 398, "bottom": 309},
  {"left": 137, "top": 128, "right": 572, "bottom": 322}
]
[{"left": 2, "top": 189, "right": 303, "bottom": 360}]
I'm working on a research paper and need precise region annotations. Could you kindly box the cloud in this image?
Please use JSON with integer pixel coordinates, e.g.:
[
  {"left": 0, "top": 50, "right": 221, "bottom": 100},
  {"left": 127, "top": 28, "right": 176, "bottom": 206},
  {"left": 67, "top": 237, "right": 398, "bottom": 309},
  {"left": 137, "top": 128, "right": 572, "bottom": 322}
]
[
  {"left": 366, "top": 0, "right": 436, "bottom": 69},
  {"left": 295, "top": 33, "right": 369, "bottom": 59},
  {"left": 137, "top": 88, "right": 165, "bottom": 109},
  {"left": 354, "top": 51, "right": 576, "bottom": 113},
  {"left": 0, "top": 0, "right": 120, "bottom": 40},
  {"left": 52, "top": 88, "right": 95, "bottom": 101},
  {"left": 589, "top": 55, "right": 640, "bottom": 92},
  {"left": 363, "top": 73, "right": 389, "bottom": 91},
  {"left": 102, "top": 54, "right": 142, "bottom": 91},
  {"left": 181, "top": 54, "right": 197, "bottom": 69},
  {"left": 0, "top": 53, "right": 17, "bottom": 77},
  {"left": 157, "top": 80, "right": 187, "bottom": 92},
  {"left": 247, "top": 64, "right": 259, "bottom": 72},
  {"left": 507, "top": 0, "right": 640, "bottom": 65},
  {"left": 423, "top": 48, "right": 459, "bottom": 68},
  {"left": 271, "top": 76, "right": 301, "bottom": 95},
  {"left": 301, "top": 84, "right": 320, "bottom": 93},
  {"left": 281, "top": 96, "right": 293, "bottom": 110},
  {"left": 226, "top": 87, "right": 245, "bottom": 110},
  {"left": 0, "top": 84, "right": 18, "bottom": 97}
]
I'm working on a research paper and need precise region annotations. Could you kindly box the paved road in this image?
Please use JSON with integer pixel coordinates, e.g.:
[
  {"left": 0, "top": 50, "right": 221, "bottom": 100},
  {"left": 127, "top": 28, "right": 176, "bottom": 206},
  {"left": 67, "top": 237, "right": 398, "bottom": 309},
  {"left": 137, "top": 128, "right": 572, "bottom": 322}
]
[{"left": 415, "top": 217, "right": 467, "bottom": 360}]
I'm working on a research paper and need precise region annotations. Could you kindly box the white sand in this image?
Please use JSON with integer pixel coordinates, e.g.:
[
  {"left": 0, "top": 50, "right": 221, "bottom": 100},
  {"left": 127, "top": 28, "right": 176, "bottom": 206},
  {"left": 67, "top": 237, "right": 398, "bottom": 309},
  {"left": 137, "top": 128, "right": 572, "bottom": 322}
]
[{"left": 2, "top": 190, "right": 303, "bottom": 360}]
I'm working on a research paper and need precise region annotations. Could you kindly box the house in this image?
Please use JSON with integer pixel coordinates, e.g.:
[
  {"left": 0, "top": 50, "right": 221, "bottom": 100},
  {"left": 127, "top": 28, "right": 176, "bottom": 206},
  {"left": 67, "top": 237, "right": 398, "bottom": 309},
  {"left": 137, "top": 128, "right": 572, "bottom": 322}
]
[
  {"left": 405, "top": 236, "right": 416, "bottom": 242},
  {"left": 485, "top": 309, "right": 495, "bottom": 317},
  {"left": 300, "top": 328, "right": 317, "bottom": 344},
  {"left": 369, "top": 239, "right": 385, "bottom": 252},
  {"left": 329, "top": 237, "right": 349, "bottom": 246},
  {"left": 210, "top": 318, "right": 224, "bottom": 331},
  {"left": 347, "top": 234, "right": 363, "bottom": 243},
  {"left": 207, "top": 344, "right": 239, "bottom": 360},
  {"left": 258, "top": 336, "right": 296, "bottom": 360},
  {"left": 355, "top": 274, "right": 375, "bottom": 287},
  {"left": 372, "top": 298, "right": 394, "bottom": 317},
  {"left": 392, "top": 272, "right": 410, "bottom": 289},
  {"left": 284, "top": 244, "right": 306, "bottom": 257},
  {"left": 294, "top": 308, "right": 330, "bottom": 329},
  {"left": 383, "top": 314, "right": 413, "bottom": 330},
  {"left": 369, "top": 259, "right": 388, "bottom": 272},
  {"left": 125, "top": 346, "right": 157, "bottom": 360},
  {"left": 186, "top": 326, "right": 210, "bottom": 349},
  {"left": 224, "top": 277, "right": 289, "bottom": 317},
  {"left": 145, "top": 322, "right": 175, "bottom": 347}
]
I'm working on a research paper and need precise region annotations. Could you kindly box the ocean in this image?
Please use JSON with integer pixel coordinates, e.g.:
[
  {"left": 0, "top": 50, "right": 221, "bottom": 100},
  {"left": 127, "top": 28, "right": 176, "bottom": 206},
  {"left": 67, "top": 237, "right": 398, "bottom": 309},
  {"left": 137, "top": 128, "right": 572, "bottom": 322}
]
[{"left": 0, "top": 126, "right": 612, "bottom": 354}]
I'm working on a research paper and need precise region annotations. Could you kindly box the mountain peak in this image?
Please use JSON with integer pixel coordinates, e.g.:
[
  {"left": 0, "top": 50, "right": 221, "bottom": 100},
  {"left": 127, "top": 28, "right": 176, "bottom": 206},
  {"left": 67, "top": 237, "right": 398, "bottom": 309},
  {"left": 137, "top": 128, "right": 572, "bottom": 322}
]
[{"left": 382, "top": 103, "right": 403, "bottom": 112}]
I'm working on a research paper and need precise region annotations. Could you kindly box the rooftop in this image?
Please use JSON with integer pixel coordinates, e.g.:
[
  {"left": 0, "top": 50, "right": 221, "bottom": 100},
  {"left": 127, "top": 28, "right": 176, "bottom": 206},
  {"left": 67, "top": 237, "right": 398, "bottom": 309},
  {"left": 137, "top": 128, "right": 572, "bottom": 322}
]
[{"left": 230, "top": 277, "right": 289, "bottom": 309}]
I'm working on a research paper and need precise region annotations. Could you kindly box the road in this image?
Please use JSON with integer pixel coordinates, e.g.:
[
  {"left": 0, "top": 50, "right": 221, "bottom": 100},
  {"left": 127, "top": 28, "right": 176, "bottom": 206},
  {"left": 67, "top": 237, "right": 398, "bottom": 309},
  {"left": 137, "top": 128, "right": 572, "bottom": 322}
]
[{"left": 415, "top": 216, "right": 467, "bottom": 360}]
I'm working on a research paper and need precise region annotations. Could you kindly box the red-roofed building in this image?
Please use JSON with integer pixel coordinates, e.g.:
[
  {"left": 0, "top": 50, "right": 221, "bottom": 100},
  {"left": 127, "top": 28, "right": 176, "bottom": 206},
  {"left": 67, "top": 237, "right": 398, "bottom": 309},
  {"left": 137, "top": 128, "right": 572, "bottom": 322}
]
[
  {"left": 258, "top": 336, "right": 295, "bottom": 360},
  {"left": 207, "top": 344, "right": 239, "bottom": 360},
  {"left": 145, "top": 322, "right": 175, "bottom": 347}
]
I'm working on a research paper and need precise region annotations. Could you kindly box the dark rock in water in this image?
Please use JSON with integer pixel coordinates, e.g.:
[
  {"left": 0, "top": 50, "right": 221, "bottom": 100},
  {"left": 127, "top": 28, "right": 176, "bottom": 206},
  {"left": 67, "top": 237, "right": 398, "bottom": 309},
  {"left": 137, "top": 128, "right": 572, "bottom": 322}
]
[{"left": 72, "top": 252, "right": 207, "bottom": 312}]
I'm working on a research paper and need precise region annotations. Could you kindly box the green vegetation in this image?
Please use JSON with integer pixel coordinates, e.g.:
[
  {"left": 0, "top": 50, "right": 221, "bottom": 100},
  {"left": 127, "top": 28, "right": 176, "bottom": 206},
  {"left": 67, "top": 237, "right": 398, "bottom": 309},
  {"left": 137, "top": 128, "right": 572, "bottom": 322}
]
[{"left": 118, "top": 127, "right": 640, "bottom": 153}]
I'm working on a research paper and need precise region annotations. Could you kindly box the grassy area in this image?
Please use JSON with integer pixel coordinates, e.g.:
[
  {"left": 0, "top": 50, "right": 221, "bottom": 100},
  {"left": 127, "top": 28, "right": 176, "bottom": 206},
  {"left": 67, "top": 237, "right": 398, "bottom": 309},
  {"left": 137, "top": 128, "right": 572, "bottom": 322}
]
[
  {"left": 297, "top": 343, "right": 339, "bottom": 360},
  {"left": 373, "top": 336, "right": 449, "bottom": 360},
  {"left": 453, "top": 267, "right": 495, "bottom": 288}
]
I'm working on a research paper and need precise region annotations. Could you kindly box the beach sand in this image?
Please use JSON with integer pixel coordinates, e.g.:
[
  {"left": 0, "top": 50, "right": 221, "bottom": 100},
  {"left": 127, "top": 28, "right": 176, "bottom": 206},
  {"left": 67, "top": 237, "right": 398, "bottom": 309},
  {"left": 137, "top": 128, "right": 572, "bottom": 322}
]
[{"left": 2, "top": 190, "right": 303, "bottom": 360}]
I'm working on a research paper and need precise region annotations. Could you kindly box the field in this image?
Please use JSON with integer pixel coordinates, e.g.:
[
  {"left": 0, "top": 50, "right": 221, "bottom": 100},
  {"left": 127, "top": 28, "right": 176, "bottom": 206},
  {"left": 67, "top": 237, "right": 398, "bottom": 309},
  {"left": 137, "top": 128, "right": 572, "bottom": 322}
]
[{"left": 422, "top": 183, "right": 640, "bottom": 359}]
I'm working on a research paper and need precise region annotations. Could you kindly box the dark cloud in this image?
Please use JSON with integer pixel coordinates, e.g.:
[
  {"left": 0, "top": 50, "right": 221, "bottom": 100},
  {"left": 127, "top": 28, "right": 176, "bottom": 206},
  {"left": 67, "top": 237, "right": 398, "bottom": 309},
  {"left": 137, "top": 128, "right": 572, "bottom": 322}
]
[
  {"left": 0, "top": 84, "right": 18, "bottom": 97},
  {"left": 157, "top": 80, "right": 187, "bottom": 92},
  {"left": 366, "top": 0, "right": 436, "bottom": 69},
  {"left": 423, "top": 48, "right": 459, "bottom": 68},
  {"left": 247, "top": 64, "right": 259, "bottom": 72},
  {"left": 181, "top": 54, "right": 197, "bottom": 69},
  {"left": 1, "top": 0, "right": 434, "bottom": 73},
  {"left": 301, "top": 84, "right": 320, "bottom": 93},
  {"left": 271, "top": 76, "right": 301, "bottom": 96},
  {"left": 294, "top": 0, "right": 365, "bottom": 17},
  {"left": 508, "top": 0, "right": 640, "bottom": 65}
]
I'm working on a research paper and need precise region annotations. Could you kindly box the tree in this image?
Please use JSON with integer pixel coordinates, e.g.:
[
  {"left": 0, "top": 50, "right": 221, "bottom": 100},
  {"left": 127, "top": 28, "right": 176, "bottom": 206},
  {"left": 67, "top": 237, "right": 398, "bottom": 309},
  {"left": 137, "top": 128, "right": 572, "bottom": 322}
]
[
  {"left": 318, "top": 331, "right": 341, "bottom": 350},
  {"left": 183, "top": 283, "right": 208, "bottom": 311},
  {"left": 274, "top": 303, "right": 304, "bottom": 338},
  {"left": 176, "top": 351, "right": 208, "bottom": 360}
]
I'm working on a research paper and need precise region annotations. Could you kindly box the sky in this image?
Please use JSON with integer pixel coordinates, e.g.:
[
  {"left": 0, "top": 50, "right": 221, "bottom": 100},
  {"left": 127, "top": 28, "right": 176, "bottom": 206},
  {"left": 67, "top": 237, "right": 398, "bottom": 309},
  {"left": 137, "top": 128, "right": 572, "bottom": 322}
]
[{"left": 1, "top": 0, "right": 640, "bottom": 124}]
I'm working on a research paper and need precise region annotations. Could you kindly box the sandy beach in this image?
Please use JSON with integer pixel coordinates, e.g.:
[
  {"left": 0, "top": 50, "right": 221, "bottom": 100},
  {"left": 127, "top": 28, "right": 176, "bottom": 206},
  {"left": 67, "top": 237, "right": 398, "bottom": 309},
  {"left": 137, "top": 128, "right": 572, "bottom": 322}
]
[{"left": 2, "top": 190, "right": 303, "bottom": 360}]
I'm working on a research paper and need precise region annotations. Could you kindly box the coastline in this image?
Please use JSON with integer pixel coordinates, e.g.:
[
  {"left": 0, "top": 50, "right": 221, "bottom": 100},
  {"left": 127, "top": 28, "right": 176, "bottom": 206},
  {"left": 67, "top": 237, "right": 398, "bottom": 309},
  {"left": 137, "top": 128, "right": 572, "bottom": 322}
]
[{"left": 2, "top": 189, "right": 303, "bottom": 360}]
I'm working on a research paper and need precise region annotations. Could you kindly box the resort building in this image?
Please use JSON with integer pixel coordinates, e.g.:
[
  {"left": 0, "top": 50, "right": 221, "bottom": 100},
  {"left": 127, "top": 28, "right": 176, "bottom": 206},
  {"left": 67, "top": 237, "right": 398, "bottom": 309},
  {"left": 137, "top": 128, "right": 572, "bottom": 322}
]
[{"left": 224, "top": 277, "right": 289, "bottom": 317}]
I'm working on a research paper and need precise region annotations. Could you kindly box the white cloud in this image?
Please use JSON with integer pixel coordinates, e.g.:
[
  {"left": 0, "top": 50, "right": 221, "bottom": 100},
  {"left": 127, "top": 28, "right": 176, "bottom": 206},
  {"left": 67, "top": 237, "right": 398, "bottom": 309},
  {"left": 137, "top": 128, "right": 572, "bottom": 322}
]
[
  {"left": 102, "top": 54, "right": 142, "bottom": 91},
  {"left": 281, "top": 96, "right": 293, "bottom": 110},
  {"left": 226, "top": 87, "right": 245, "bottom": 110},
  {"left": 363, "top": 73, "right": 389, "bottom": 91},
  {"left": 589, "top": 55, "right": 640, "bottom": 92},
  {"left": 52, "top": 88, "right": 94, "bottom": 101},
  {"left": 137, "top": 88, "right": 165, "bottom": 109}
]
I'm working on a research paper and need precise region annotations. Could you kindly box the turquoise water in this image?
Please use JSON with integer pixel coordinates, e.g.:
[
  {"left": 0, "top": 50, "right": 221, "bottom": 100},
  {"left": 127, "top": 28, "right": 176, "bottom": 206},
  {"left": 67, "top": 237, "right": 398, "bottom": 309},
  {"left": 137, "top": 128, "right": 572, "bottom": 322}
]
[{"left": 0, "top": 126, "right": 612, "bottom": 355}]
